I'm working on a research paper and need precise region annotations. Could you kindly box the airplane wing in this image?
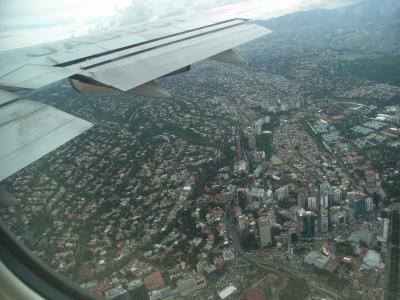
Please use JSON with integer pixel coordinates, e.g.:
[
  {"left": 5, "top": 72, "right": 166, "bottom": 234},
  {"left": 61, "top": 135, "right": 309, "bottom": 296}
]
[
  {"left": 0, "top": 0, "right": 325, "bottom": 181},
  {"left": 0, "top": 100, "right": 93, "bottom": 182},
  {"left": 0, "top": 0, "right": 315, "bottom": 93}
]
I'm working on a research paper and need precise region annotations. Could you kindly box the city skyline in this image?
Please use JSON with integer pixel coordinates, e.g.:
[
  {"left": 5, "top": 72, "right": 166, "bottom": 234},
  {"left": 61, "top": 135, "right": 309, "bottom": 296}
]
[{"left": 0, "top": 0, "right": 399, "bottom": 299}]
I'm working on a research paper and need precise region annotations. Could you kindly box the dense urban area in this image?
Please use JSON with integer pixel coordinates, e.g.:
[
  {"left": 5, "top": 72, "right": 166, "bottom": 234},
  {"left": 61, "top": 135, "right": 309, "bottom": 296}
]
[{"left": 1, "top": 1, "right": 400, "bottom": 300}]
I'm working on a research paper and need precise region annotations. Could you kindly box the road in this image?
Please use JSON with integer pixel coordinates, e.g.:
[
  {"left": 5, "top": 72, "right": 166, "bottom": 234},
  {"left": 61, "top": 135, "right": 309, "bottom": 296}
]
[
  {"left": 300, "top": 119, "right": 368, "bottom": 195},
  {"left": 225, "top": 218, "right": 343, "bottom": 300},
  {"left": 273, "top": 277, "right": 288, "bottom": 300}
]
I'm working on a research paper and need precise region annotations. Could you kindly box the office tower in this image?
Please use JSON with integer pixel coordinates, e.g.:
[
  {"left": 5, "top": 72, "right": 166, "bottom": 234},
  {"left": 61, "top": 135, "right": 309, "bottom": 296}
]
[
  {"left": 320, "top": 209, "right": 329, "bottom": 233},
  {"left": 225, "top": 184, "right": 238, "bottom": 205},
  {"left": 302, "top": 211, "right": 316, "bottom": 238},
  {"left": 248, "top": 133, "right": 256, "bottom": 150},
  {"left": 320, "top": 181, "right": 331, "bottom": 198},
  {"left": 366, "top": 170, "right": 376, "bottom": 187},
  {"left": 348, "top": 192, "right": 366, "bottom": 219},
  {"left": 297, "top": 188, "right": 308, "bottom": 209},
  {"left": 288, "top": 232, "right": 293, "bottom": 259},
  {"left": 235, "top": 134, "right": 243, "bottom": 160},
  {"left": 353, "top": 197, "right": 366, "bottom": 218},
  {"left": 333, "top": 187, "right": 342, "bottom": 203},
  {"left": 383, "top": 218, "right": 390, "bottom": 242},
  {"left": 259, "top": 216, "right": 272, "bottom": 247},
  {"left": 307, "top": 197, "right": 317, "bottom": 211},
  {"left": 320, "top": 194, "right": 329, "bottom": 209},
  {"left": 276, "top": 185, "right": 289, "bottom": 202},
  {"left": 385, "top": 208, "right": 400, "bottom": 300},
  {"left": 365, "top": 197, "right": 374, "bottom": 213},
  {"left": 331, "top": 208, "right": 345, "bottom": 226},
  {"left": 346, "top": 207, "right": 355, "bottom": 222}
]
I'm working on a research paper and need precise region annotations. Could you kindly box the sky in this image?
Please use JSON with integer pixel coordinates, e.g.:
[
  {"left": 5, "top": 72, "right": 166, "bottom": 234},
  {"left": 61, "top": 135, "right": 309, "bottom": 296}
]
[
  {"left": 0, "top": 0, "right": 360, "bottom": 51},
  {"left": 0, "top": 0, "right": 237, "bottom": 51}
]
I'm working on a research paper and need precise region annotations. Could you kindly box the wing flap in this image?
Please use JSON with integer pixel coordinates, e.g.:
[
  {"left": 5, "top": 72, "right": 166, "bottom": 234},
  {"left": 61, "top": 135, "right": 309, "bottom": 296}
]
[
  {"left": 89, "top": 23, "right": 271, "bottom": 91},
  {"left": 47, "top": 44, "right": 108, "bottom": 64},
  {"left": 73, "top": 19, "right": 245, "bottom": 70},
  {"left": 0, "top": 100, "right": 93, "bottom": 181},
  {"left": 0, "top": 90, "right": 18, "bottom": 106},
  {"left": 0, "top": 65, "right": 78, "bottom": 90}
]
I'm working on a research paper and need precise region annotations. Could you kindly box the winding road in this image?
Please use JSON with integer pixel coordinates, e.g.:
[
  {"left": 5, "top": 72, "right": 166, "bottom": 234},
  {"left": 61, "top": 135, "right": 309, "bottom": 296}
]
[{"left": 224, "top": 215, "right": 342, "bottom": 300}]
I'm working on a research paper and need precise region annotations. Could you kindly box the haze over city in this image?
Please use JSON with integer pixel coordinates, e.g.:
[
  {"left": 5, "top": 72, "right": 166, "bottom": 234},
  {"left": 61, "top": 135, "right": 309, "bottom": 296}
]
[{"left": 0, "top": 0, "right": 399, "bottom": 299}]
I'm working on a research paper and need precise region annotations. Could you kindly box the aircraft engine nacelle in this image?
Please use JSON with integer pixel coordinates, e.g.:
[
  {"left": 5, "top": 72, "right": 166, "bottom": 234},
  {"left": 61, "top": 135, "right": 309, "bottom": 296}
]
[
  {"left": 69, "top": 75, "right": 118, "bottom": 95},
  {"left": 69, "top": 75, "right": 171, "bottom": 98}
]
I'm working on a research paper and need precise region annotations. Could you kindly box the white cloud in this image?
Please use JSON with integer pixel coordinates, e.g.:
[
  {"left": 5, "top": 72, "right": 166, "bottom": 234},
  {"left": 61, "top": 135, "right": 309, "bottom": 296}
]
[
  {"left": 0, "top": 0, "right": 236, "bottom": 51},
  {"left": 0, "top": 0, "right": 359, "bottom": 51},
  {"left": 117, "top": 0, "right": 236, "bottom": 24}
]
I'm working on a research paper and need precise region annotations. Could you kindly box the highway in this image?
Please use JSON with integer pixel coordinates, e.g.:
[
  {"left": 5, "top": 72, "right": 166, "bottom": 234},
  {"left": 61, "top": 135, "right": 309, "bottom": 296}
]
[
  {"left": 224, "top": 217, "right": 343, "bottom": 300},
  {"left": 272, "top": 277, "right": 288, "bottom": 300}
]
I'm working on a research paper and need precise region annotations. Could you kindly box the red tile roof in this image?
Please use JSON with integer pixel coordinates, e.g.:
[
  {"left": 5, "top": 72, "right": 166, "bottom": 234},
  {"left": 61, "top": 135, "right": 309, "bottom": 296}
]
[{"left": 144, "top": 270, "right": 165, "bottom": 291}]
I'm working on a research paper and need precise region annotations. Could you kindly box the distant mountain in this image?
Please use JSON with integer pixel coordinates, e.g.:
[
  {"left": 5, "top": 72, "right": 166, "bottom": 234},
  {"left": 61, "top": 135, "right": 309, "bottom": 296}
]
[
  {"left": 255, "top": 0, "right": 400, "bottom": 55},
  {"left": 262, "top": 0, "right": 400, "bottom": 30}
]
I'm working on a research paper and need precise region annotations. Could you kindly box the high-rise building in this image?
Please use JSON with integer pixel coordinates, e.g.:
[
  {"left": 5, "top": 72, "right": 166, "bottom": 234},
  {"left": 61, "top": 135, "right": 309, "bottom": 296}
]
[
  {"left": 320, "top": 194, "right": 331, "bottom": 209},
  {"left": 238, "top": 215, "right": 249, "bottom": 231},
  {"left": 382, "top": 208, "right": 392, "bottom": 219},
  {"left": 288, "top": 230, "right": 294, "bottom": 259},
  {"left": 385, "top": 208, "right": 400, "bottom": 300},
  {"left": 276, "top": 185, "right": 289, "bottom": 202},
  {"left": 331, "top": 206, "right": 346, "bottom": 226},
  {"left": 348, "top": 192, "right": 366, "bottom": 218},
  {"left": 307, "top": 197, "right": 317, "bottom": 211},
  {"left": 235, "top": 134, "right": 243, "bottom": 160},
  {"left": 353, "top": 197, "right": 366, "bottom": 218},
  {"left": 249, "top": 187, "right": 265, "bottom": 202},
  {"left": 365, "top": 197, "right": 374, "bottom": 213},
  {"left": 234, "top": 160, "right": 248, "bottom": 173},
  {"left": 320, "top": 209, "right": 329, "bottom": 233},
  {"left": 297, "top": 188, "right": 308, "bottom": 209},
  {"left": 346, "top": 207, "right": 355, "bottom": 222},
  {"left": 302, "top": 211, "right": 316, "bottom": 238},
  {"left": 243, "top": 126, "right": 253, "bottom": 138},
  {"left": 127, "top": 280, "right": 149, "bottom": 300},
  {"left": 225, "top": 185, "right": 238, "bottom": 205},
  {"left": 383, "top": 218, "right": 390, "bottom": 242},
  {"left": 259, "top": 216, "right": 272, "bottom": 247},
  {"left": 248, "top": 133, "right": 256, "bottom": 150},
  {"left": 223, "top": 248, "right": 235, "bottom": 263},
  {"left": 320, "top": 181, "right": 331, "bottom": 194},
  {"left": 366, "top": 170, "right": 376, "bottom": 187},
  {"left": 332, "top": 187, "right": 342, "bottom": 203}
]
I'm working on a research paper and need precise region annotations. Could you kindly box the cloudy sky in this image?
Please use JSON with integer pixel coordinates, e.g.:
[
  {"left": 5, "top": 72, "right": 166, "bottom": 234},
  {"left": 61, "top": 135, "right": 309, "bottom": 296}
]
[
  {"left": 0, "top": 0, "right": 239, "bottom": 51},
  {"left": 0, "top": 0, "right": 359, "bottom": 51}
]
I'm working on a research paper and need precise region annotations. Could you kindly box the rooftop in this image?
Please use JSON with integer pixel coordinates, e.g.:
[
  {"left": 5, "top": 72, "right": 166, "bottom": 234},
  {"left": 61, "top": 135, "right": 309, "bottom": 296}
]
[
  {"left": 361, "top": 250, "right": 385, "bottom": 270},
  {"left": 218, "top": 285, "right": 237, "bottom": 299},
  {"left": 304, "top": 251, "right": 329, "bottom": 270}
]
